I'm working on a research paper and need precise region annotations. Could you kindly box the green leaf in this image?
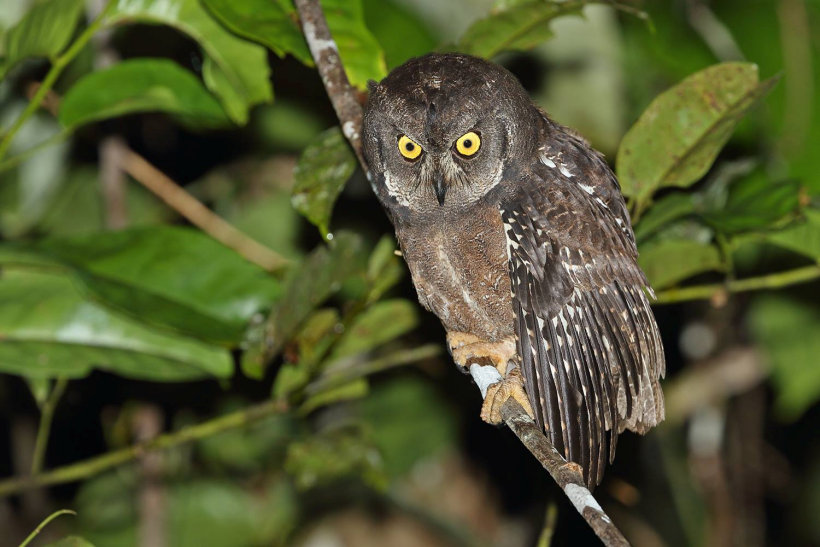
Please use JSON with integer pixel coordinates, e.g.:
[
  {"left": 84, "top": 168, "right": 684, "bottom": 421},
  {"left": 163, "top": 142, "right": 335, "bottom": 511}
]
[
  {"left": 36, "top": 226, "right": 281, "bottom": 344},
  {"left": 199, "top": 0, "right": 385, "bottom": 88},
  {"left": 362, "top": 0, "right": 437, "bottom": 69},
  {"left": 617, "top": 63, "right": 778, "bottom": 204},
  {"left": 457, "top": 1, "right": 584, "bottom": 59},
  {"left": 638, "top": 239, "right": 723, "bottom": 289},
  {"left": 0, "top": 268, "right": 232, "bottom": 381},
  {"left": 634, "top": 192, "right": 696, "bottom": 243},
  {"left": 319, "top": 0, "right": 387, "bottom": 87},
  {"left": 291, "top": 128, "right": 357, "bottom": 238},
  {"left": 285, "top": 428, "right": 385, "bottom": 490},
  {"left": 243, "top": 232, "right": 367, "bottom": 376},
  {"left": 300, "top": 377, "right": 368, "bottom": 413},
  {"left": 1, "top": 0, "right": 85, "bottom": 77},
  {"left": 365, "top": 234, "right": 403, "bottom": 303},
  {"left": 700, "top": 173, "right": 802, "bottom": 234},
  {"left": 328, "top": 299, "right": 418, "bottom": 362},
  {"left": 200, "top": 0, "right": 311, "bottom": 64},
  {"left": 749, "top": 296, "right": 820, "bottom": 420},
  {"left": 766, "top": 209, "right": 820, "bottom": 261},
  {"left": 44, "top": 537, "right": 96, "bottom": 547},
  {"left": 105, "top": 0, "right": 272, "bottom": 124},
  {"left": 358, "top": 377, "right": 456, "bottom": 477},
  {"left": 58, "top": 59, "right": 231, "bottom": 129}
]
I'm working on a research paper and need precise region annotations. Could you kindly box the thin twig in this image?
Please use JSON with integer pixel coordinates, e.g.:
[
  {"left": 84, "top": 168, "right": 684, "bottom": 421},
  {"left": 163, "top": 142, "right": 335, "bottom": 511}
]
[
  {"left": 0, "top": 1, "right": 113, "bottom": 162},
  {"left": 30, "top": 378, "right": 68, "bottom": 476},
  {"left": 18, "top": 509, "right": 76, "bottom": 547},
  {"left": 0, "top": 399, "right": 287, "bottom": 498},
  {"left": 653, "top": 264, "right": 820, "bottom": 305},
  {"left": 121, "top": 150, "right": 289, "bottom": 271},
  {"left": 293, "top": 0, "right": 366, "bottom": 167},
  {"left": 293, "top": 1, "right": 631, "bottom": 544}
]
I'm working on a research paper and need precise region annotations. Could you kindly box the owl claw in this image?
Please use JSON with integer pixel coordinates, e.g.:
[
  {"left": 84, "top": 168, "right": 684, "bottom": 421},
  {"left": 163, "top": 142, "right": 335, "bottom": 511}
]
[
  {"left": 447, "top": 332, "right": 516, "bottom": 375},
  {"left": 481, "top": 368, "right": 535, "bottom": 425}
]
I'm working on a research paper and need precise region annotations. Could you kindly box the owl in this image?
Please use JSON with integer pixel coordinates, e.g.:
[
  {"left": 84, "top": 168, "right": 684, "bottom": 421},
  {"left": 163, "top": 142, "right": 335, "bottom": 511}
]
[{"left": 362, "top": 53, "right": 665, "bottom": 487}]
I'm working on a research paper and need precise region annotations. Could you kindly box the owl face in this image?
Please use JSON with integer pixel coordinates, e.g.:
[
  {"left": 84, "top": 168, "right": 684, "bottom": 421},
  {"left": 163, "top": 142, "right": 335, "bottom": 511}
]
[{"left": 363, "top": 54, "right": 538, "bottom": 214}]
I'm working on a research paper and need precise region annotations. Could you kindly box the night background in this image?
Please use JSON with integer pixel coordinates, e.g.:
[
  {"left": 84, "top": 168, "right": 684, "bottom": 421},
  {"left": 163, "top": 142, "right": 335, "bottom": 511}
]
[{"left": 0, "top": 0, "right": 819, "bottom": 546}]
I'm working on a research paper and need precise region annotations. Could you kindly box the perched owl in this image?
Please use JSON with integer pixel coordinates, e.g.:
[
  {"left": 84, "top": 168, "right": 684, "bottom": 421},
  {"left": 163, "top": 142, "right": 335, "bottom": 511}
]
[{"left": 362, "top": 53, "right": 665, "bottom": 487}]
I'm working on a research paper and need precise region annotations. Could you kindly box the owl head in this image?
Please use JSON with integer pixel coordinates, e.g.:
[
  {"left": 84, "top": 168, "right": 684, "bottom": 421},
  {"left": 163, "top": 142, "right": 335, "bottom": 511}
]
[{"left": 363, "top": 53, "right": 540, "bottom": 215}]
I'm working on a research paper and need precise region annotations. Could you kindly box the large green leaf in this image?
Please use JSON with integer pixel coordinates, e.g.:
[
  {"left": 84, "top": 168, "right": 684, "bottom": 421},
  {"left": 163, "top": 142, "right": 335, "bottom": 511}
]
[
  {"left": 45, "top": 537, "right": 96, "bottom": 547},
  {"left": 104, "top": 0, "right": 272, "bottom": 124},
  {"left": 765, "top": 209, "right": 820, "bottom": 261},
  {"left": 749, "top": 296, "right": 820, "bottom": 420},
  {"left": 291, "top": 128, "right": 357, "bottom": 238},
  {"left": 200, "top": 0, "right": 311, "bottom": 64},
  {"left": 0, "top": 0, "right": 85, "bottom": 78},
  {"left": 36, "top": 226, "right": 281, "bottom": 344},
  {"left": 457, "top": 0, "right": 584, "bottom": 59},
  {"left": 362, "top": 0, "right": 437, "bottom": 69},
  {"left": 0, "top": 268, "right": 232, "bottom": 381},
  {"left": 58, "top": 59, "right": 231, "bottom": 129},
  {"left": 638, "top": 239, "right": 723, "bottom": 290},
  {"left": 616, "top": 63, "right": 777, "bottom": 205}
]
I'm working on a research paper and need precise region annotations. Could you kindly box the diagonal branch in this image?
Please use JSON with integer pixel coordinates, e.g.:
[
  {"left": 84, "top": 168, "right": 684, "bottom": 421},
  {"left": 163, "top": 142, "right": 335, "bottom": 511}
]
[{"left": 293, "top": 1, "right": 630, "bottom": 545}]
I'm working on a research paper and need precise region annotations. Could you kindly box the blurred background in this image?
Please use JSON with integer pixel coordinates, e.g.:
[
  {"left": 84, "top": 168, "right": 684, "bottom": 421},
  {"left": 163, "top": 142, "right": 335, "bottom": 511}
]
[{"left": 0, "top": 0, "right": 819, "bottom": 546}]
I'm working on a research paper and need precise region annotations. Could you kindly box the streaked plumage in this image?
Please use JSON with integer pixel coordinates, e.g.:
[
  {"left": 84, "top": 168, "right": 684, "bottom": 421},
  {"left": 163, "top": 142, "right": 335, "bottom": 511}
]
[{"left": 362, "top": 53, "right": 665, "bottom": 486}]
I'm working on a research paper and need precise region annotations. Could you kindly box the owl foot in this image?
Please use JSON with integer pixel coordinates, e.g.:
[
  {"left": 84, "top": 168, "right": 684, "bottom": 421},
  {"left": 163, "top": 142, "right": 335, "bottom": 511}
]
[
  {"left": 447, "top": 332, "right": 516, "bottom": 376},
  {"left": 481, "top": 367, "right": 535, "bottom": 425}
]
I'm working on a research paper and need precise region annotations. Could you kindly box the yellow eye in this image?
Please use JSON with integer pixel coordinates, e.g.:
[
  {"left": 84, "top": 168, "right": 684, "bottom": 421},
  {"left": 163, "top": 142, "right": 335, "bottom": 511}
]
[
  {"left": 398, "top": 135, "right": 422, "bottom": 160},
  {"left": 455, "top": 131, "right": 481, "bottom": 156}
]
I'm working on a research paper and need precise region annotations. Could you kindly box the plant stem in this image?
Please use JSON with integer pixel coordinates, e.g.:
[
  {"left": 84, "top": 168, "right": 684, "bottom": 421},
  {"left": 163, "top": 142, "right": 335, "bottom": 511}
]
[
  {"left": 0, "top": 399, "right": 288, "bottom": 498},
  {"left": 30, "top": 378, "right": 68, "bottom": 476},
  {"left": 653, "top": 264, "right": 820, "bottom": 304},
  {"left": 0, "top": 129, "right": 73, "bottom": 175},
  {"left": 18, "top": 509, "right": 76, "bottom": 547},
  {"left": 0, "top": 1, "right": 114, "bottom": 162}
]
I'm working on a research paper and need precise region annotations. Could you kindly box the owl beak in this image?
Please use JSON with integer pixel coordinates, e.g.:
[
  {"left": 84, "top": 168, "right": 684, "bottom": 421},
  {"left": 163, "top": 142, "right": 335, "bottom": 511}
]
[{"left": 432, "top": 177, "right": 447, "bottom": 206}]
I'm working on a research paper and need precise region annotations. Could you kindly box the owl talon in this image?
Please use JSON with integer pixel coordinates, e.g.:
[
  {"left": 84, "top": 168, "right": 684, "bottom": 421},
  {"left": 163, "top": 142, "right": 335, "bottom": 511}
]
[
  {"left": 481, "top": 368, "right": 535, "bottom": 424},
  {"left": 447, "top": 332, "right": 516, "bottom": 375}
]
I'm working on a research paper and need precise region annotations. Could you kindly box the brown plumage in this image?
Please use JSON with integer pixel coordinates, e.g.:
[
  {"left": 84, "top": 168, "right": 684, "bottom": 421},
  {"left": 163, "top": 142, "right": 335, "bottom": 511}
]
[{"left": 362, "top": 53, "right": 665, "bottom": 487}]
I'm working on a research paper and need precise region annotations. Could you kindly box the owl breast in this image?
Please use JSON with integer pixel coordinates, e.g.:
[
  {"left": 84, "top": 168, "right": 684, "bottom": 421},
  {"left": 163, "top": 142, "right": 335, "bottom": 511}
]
[{"left": 395, "top": 206, "right": 514, "bottom": 341}]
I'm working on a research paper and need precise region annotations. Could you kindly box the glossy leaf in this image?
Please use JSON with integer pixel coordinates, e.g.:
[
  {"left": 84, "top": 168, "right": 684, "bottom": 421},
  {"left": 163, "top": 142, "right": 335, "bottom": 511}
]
[
  {"left": 638, "top": 239, "right": 723, "bottom": 289},
  {"left": 766, "top": 209, "right": 820, "bottom": 261},
  {"left": 617, "top": 63, "right": 777, "bottom": 204},
  {"left": 36, "top": 226, "right": 281, "bottom": 344},
  {"left": 1, "top": 0, "right": 85, "bottom": 77},
  {"left": 59, "top": 59, "right": 231, "bottom": 129},
  {"left": 457, "top": 1, "right": 584, "bottom": 59},
  {"left": 200, "top": 0, "right": 311, "bottom": 64},
  {"left": 365, "top": 234, "right": 403, "bottom": 303},
  {"left": 0, "top": 268, "right": 232, "bottom": 381},
  {"left": 320, "top": 0, "right": 387, "bottom": 86},
  {"left": 291, "top": 128, "right": 357, "bottom": 237},
  {"left": 749, "top": 296, "right": 820, "bottom": 420},
  {"left": 105, "top": 0, "right": 272, "bottom": 124}
]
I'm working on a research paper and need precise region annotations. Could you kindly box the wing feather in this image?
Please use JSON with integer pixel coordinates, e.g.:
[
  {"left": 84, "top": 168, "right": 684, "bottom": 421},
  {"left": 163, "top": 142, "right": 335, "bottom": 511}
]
[{"left": 500, "top": 139, "right": 665, "bottom": 486}]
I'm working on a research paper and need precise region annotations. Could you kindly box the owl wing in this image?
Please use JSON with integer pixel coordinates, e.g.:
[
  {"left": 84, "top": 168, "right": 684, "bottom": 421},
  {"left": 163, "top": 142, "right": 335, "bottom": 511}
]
[{"left": 499, "top": 139, "right": 665, "bottom": 487}]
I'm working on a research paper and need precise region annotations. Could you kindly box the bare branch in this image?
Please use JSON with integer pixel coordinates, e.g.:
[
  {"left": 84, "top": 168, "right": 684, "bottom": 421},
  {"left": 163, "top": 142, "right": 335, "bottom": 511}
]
[
  {"left": 294, "top": 0, "right": 631, "bottom": 544},
  {"left": 121, "top": 150, "right": 289, "bottom": 272},
  {"left": 294, "top": 0, "right": 366, "bottom": 168},
  {"left": 500, "top": 397, "right": 630, "bottom": 546}
]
